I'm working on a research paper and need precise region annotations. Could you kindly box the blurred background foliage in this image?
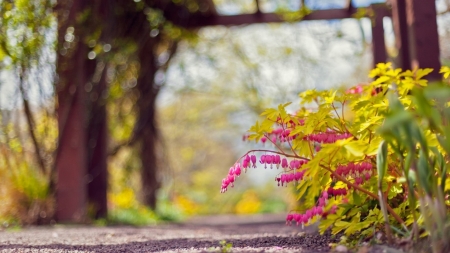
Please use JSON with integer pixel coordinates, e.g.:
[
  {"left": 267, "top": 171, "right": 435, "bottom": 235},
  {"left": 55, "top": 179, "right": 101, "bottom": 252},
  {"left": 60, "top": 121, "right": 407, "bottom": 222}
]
[{"left": 0, "top": 0, "right": 449, "bottom": 227}]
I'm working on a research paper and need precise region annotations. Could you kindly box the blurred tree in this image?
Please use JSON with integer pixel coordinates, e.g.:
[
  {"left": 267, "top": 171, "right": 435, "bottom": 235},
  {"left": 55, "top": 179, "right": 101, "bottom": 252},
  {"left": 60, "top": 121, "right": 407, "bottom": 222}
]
[
  {"left": 54, "top": 0, "right": 208, "bottom": 220},
  {"left": 0, "top": 0, "right": 56, "bottom": 224}
]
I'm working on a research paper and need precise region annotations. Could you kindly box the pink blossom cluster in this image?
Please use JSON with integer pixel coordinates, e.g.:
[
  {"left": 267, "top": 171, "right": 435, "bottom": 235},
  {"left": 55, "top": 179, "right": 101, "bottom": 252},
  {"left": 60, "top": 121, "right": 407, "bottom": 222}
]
[
  {"left": 304, "top": 132, "right": 352, "bottom": 144},
  {"left": 259, "top": 154, "right": 281, "bottom": 169},
  {"left": 276, "top": 118, "right": 304, "bottom": 127},
  {"left": 270, "top": 128, "right": 294, "bottom": 142},
  {"left": 220, "top": 163, "right": 242, "bottom": 193},
  {"left": 286, "top": 191, "right": 338, "bottom": 227},
  {"left": 333, "top": 162, "right": 373, "bottom": 185},
  {"left": 259, "top": 129, "right": 296, "bottom": 144},
  {"left": 241, "top": 154, "right": 257, "bottom": 170},
  {"left": 289, "top": 159, "right": 307, "bottom": 169},
  {"left": 276, "top": 170, "right": 306, "bottom": 186},
  {"left": 327, "top": 187, "right": 348, "bottom": 197},
  {"left": 346, "top": 84, "right": 364, "bottom": 94}
]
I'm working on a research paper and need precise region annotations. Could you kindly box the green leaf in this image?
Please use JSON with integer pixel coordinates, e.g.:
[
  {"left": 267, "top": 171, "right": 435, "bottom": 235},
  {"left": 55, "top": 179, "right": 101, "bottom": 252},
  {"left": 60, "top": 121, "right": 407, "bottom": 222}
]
[
  {"left": 344, "top": 140, "right": 366, "bottom": 158},
  {"left": 417, "top": 149, "right": 432, "bottom": 195},
  {"left": 376, "top": 141, "right": 388, "bottom": 180},
  {"left": 352, "top": 190, "right": 362, "bottom": 206},
  {"left": 319, "top": 214, "right": 339, "bottom": 234}
]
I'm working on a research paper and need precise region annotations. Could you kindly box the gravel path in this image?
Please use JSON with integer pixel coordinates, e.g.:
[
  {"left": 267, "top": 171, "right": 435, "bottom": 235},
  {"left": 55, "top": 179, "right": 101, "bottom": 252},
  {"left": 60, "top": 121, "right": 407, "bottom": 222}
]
[{"left": 0, "top": 214, "right": 339, "bottom": 253}]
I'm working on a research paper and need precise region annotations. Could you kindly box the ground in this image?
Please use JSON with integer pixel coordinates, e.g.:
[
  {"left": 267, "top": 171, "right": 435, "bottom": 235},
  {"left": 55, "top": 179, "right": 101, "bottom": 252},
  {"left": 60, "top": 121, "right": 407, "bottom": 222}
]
[{"left": 0, "top": 214, "right": 372, "bottom": 253}]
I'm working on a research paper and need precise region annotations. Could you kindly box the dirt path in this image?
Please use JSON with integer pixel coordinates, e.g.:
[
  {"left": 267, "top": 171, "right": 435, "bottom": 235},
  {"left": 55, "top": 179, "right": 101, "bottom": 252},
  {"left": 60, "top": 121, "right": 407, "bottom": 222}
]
[{"left": 0, "top": 214, "right": 338, "bottom": 253}]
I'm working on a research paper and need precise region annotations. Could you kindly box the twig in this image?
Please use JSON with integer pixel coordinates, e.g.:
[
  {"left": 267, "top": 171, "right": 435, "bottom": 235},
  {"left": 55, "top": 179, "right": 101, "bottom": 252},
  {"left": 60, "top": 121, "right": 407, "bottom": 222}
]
[
  {"left": 18, "top": 65, "right": 47, "bottom": 175},
  {"left": 320, "top": 164, "right": 405, "bottom": 225}
]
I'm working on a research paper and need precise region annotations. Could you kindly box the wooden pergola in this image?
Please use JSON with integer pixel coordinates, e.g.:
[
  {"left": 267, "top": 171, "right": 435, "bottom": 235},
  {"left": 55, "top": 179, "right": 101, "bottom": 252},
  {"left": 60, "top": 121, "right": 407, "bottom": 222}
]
[{"left": 55, "top": 0, "right": 441, "bottom": 222}]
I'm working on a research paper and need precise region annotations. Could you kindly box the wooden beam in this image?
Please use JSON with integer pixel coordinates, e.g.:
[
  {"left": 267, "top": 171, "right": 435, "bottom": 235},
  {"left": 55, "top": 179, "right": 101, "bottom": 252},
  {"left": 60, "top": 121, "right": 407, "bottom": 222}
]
[{"left": 188, "top": 8, "right": 385, "bottom": 28}]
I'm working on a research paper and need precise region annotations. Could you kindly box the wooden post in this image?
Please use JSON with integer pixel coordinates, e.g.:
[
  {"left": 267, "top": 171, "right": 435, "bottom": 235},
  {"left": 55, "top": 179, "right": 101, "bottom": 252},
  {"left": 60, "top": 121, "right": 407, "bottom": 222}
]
[
  {"left": 389, "top": 0, "right": 411, "bottom": 70},
  {"left": 371, "top": 4, "right": 388, "bottom": 67},
  {"left": 405, "top": 0, "right": 441, "bottom": 79}
]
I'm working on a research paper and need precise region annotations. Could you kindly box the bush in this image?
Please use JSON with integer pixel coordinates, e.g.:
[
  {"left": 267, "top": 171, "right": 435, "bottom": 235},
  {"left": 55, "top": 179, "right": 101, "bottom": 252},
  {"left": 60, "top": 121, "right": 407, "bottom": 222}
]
[{"left": 221, "top": 63, "right": 450, "bottom": 251}]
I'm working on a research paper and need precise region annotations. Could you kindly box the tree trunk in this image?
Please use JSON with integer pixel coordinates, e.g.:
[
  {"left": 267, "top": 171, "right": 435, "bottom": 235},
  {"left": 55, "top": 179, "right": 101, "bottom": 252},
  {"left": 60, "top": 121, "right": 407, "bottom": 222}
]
[
  {"left": 54, "top": 0, "right": 90, "bottom": 222},
  {"left": 86, "top": 61, "right": 108, "bottom": 219},
  {"left": 136, "top": 38, "right": 161, "bottom": 209},
  {"left": 86, "top": 0, "right": 111, "bottom": 220}
]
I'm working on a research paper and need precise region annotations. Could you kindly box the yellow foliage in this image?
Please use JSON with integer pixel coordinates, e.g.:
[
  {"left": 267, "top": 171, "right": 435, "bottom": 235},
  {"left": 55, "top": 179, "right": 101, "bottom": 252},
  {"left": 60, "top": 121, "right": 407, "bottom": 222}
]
[
  {"left": 174, "top": 195, "right": 200, "bottom": 215},
  {"left": 235, "top": 191, "right": 261, "bottom": 214},
  {"left": 109, "top": 188, "right": 138, "bottom": 209}
]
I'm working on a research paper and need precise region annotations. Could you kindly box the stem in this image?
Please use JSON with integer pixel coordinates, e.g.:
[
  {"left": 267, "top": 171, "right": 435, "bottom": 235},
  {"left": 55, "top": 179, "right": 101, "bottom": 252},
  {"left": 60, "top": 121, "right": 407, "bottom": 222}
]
[
  {"left": 278, "top": 122, "right": 299, "bottom": 157},
  {"left": 264, "top": 133, "right": 291, "bottom": 156},
  {"left": 332, "top": 103, "right": 349, "bottom": 133},
  {"left": 18, "top": 65, "right": 47, "bottom": 175},
  {"left": 328, "top": 146, "right": 341, "bottom": 167},
  {"left": 308, "top": 141, "right": 315, "bottom": 159},
  {"left": 321, "top": 164, "right": 405, "bottom": 225},
  {"left": 332, "top": 103, "right": 342, "bottom": 122},
  {"left": 237, "top": 149, "right": 310, "bottom": 164}
]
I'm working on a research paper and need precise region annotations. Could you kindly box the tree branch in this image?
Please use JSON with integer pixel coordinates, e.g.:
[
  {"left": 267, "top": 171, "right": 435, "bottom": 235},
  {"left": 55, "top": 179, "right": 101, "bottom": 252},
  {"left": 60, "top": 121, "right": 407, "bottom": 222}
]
[{"left": 18, "top": 65, "right": 47, "bottom": 175}]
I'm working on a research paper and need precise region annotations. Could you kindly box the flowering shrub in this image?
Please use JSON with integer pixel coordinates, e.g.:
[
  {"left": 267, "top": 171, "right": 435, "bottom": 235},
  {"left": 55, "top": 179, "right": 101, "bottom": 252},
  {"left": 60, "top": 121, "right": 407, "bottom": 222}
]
[{"left": 222, "top": 63, "right": 450, "bottom": 243}]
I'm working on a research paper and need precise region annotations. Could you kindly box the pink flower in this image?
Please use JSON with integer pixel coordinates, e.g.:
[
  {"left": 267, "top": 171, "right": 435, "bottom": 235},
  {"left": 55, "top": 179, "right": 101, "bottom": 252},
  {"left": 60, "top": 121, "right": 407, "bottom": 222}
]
[
  {"left": 355, "top": 84, "right": 363, "bottom": 93},
  {"left": 266, "top": 155, "right": 273, "bottom": 168},
  {"left": 280, "top": 174, "right": 287, "bottom": 186},
  {"left": 261, "top": 136, "right": 267, "bottom": 144},
  {"left": 234, "top": 163, "right": 241, "bottom": 176},
  {"left": 318, "top": 198, "right": 326, "bottom": 207},
  {"left": 346, "top": 84, "right": 364, "bottom": 94},
  {"left": 271, "top": 136, "right": 277, "bottom": 143},
  {"left": 330, "top": 205, "right": 338, "bottom": 214},
  {"left": 315, "top": 145, "right": 321, "bottom": 152},
  {"left": 364, "top": 172, "right": 371, "bottom": 180},
  {"left": 274, "top": 155, "right": 281, "bottom": 168},
  {"left": 355, "top": 177, "right": 363, "bottom": 185},
  {"left": 251, "top": 155, "right": 257, "bottom": 168},
  {"left": 281, "top": 158, "right": 288, "bottom": 169},
  {"left": 302, "top": 214, "right": 309, "bottom": 224},
  {"left": 286, "top": 214, "right": 293, "bottom": 225},
  {"left": 242, "top": 159, "right": 249, "bottom": 170},
  {"left": 259, "top": 155, "right": 266, "bottom": 164},
  {"left": 293, "top": 214, "right": 301, "bottom": 225},
  {"left": 228, "top": 167, "right": 234, "bottom": 176}
]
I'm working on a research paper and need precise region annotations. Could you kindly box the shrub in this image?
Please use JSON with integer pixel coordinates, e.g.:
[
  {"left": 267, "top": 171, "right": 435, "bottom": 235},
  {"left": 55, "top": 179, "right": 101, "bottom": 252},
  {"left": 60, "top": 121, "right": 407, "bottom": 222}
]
[{"left": 221, "top": 63, "right": 450, "bottom": 249}]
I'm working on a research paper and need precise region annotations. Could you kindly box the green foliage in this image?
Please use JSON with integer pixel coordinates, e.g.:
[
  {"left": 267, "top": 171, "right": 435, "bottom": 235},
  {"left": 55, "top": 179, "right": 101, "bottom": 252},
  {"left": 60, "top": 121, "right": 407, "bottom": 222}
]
[
  {"left": 376, "top": 66, "right": 450, "bottom": 252},
  {"left": 0, "top": 0, "right": 54, "bottom": 65},
  {"left": 276, "top": 5, "right": 312, "bottom": 22},
  {"left": 209, "top": 240, "right": 233, "bottom": 253},
  {"left": 107, "top": 207, "right": 158, "bottom": 226},
  {"left": 229, "top": 63, "right": 450, "bottom": 246},
  {"left": 218, "top": 240, "right": 233, "bottom": 253}
]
